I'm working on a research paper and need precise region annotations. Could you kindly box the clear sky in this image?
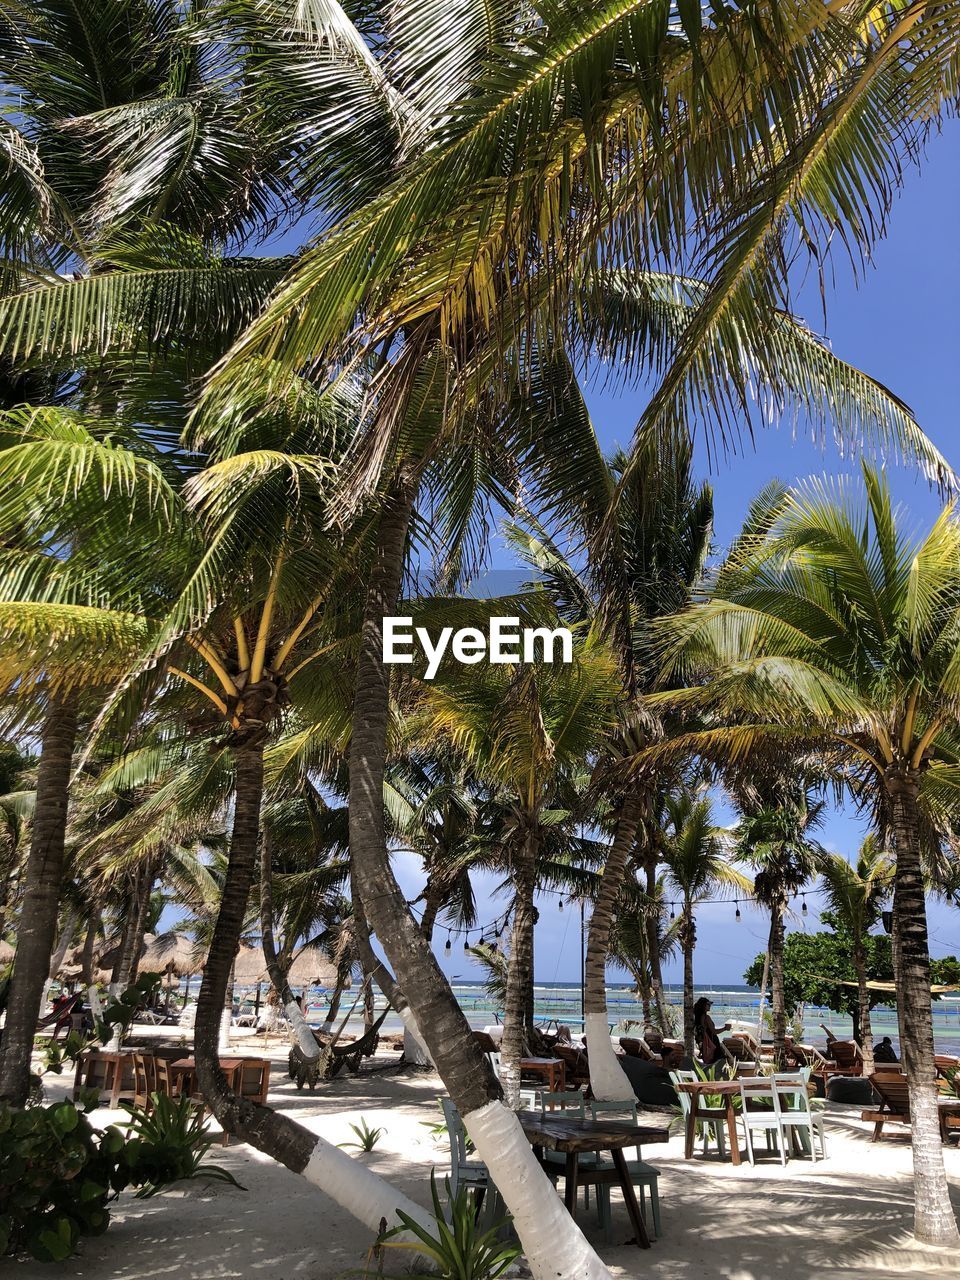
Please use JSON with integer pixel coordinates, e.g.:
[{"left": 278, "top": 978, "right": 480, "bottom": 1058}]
[{"left": 395, "top": 124, "right": 960, "bottom": 989}]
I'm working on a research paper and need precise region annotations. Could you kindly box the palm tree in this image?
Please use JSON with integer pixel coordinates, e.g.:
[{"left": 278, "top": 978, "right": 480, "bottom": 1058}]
[
  {"left": 413, "top": 624, "right": 623, "bottom": 1107},
  {"left": 821, "top": 837, "right": 894, "bottom": 1075},
  {"left": 661, "top": 789, "right": 750, "bottom": 1057},
  {"left": 734, "top": 788, "right": 826, "bottom": 1066},
  {"left": 655, "top": 466, "right": 960, "bottom": 1244}
]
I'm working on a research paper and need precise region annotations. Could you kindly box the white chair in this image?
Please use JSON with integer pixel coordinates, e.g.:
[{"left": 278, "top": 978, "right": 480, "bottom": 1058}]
[
  {"left": 440, "top": 1097, "right": 489, "bottom": 1194},
  {"left": 739, "top": 1076, "right": 785, "bottom": 1166},
  {"left": 771, "top": 1072, "right": 827, "bottom": 1161},
  {"left": 488, "top": 1052, "right": 538, "bottom": 1107},
  {"left": 588, "top": 1099, "right": 662, "bottom": 1240},
  {"left": 670, "top": 1069, "right": 727, "bottom": 1156}
]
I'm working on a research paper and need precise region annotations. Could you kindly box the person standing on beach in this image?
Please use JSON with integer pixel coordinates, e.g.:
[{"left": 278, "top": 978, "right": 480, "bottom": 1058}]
[{"left": 694, "top": 997, "right": 729, "bottom": 1066}]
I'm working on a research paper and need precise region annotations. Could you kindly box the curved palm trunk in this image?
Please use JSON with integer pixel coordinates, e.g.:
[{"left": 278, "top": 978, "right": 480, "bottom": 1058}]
[
  {"left": 80, "top": 912, "right": 103, "bottom": 1024},
  {"left": 351, "top": 888, "right": 431, "bottom": 1064},
  {"left": 681, "top": 907, "right": 696, "bottom": 1059},
  {"left": 0, "top": 697, "right": 78, "bottom": 1105},
  {"left": 853, "top": 937, "right": 875, "bottom": 1076},
  {"left": 501, "top": 831, "right": 537, "bottom": 1109},
  {"left": 260, "top": 833, "right": 319, "bottom": 1058},
  {"left": 888, "top": 776, "right": 959, "bottom": 1245},
  {"left": 643, "top": 849, "right": 669, "bottom": 1030},
  {"left": 321, "top": 971, "right": 348, "bottom": 1034},
  {"left": 585, "top": 790, "right": 644, "bottom": 1100},
  {"left": 348, "top": 476, "right": 612, "bottom": 1280},
  {"left": 40, "top": 905, "right": 79, "bottom": 1016},
  {"left": 192, "top": 743, "right": 432, "bottom": 1239},
  {"left": 769, "top": 898, "right": 787, "bottom": 1067}
]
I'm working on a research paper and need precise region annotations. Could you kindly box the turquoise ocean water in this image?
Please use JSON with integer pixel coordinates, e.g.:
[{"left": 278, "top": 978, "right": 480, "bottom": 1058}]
[{"left": 288, "top": 980, "right": 960, "bottom": 1055}]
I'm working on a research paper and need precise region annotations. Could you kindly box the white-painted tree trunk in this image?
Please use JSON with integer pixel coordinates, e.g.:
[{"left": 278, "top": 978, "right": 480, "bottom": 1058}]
[
  {"left": 38, "top": 979, "right": 52, "bottom": 1019},
  {"left": 466, "top": 1100, "right": 613, "bottom": 1280},
  {"left": 398, "top": 1004, "right": 433, "bottom": 1066},
  {"left": 303, "top": 1133, "right": 433, "bottom": 1243},
  {"left": 584, "top": 1012, "right": 635, "bottom": 1102},
  {"left": 285, "top": 998, "right": 321, "bottom": 1058},
  {"left": 218, "top": 1005, "right": 232, "bottom": 1052},
  {"left": 87, "top": 984, "right": 103, "bottom": 1023}
]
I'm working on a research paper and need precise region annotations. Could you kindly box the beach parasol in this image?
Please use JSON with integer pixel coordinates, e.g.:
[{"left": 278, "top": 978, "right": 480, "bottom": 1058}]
[
  {"left": 139, "top": 933, "right": 204, "bottom": 978},
  {"left": 232, "top": 943, "right": 339, "bottom": 989}
]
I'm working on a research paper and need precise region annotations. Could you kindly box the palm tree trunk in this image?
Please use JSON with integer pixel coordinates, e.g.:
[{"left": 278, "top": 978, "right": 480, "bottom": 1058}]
[
  {"left": 350, "top": 888, "right": 431, "bottom": 1064},
  {"left": 0, "top": 696, "right": 78, "bottom": 1105},
  {"left": 41, "top": 905, "right": 78, "bottom": 1014},
  {"left": 585, "top": 789, "right": 643, "bottom": 1100},
  {"left": 769, "top": 899, "right": 787, "bottom": 1067},
  {"left": 501, "top": 831, "right": 537, "bottom": 1109},
  {"left": 643, "top": 849, "right": 669, "bottom": 1031},
  {"left": 887, "top": 774, "right": 959, "bottom": 1245},
  {"left": 682, "top": 909, "right": 696, "bottom": 1059},
  {"left": 321, "top": 972, "right": 348, "bottom": 1034},
  {"left": 853, "top": 938, "right": 875, "bottom": 1076},
  {"left": 80, "top": 911, "right": 102, "bottom": 1023},
  {"left": 348, "top": 473, "right": 612, "bottom": 1280},
  {"left": 260, "top": 831, "right": 319, "bottom": 1058}
]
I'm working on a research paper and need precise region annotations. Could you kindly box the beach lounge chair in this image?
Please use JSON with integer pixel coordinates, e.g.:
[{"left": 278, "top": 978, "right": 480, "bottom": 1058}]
[
  {"left": 861, "top": 1071, "right": 910, "bottom": 1140},
  {"left": 771, "top": 1072, "right": 827, "bottom": 1160},
  {"left": 826, "top": 1039, "right": 863, "bottom": 1076},
  {"left": 619, "top": 1037, "right": 656, "bottom": 1061},
  {"left": 553, "top": 1043, "right": 590, "bottom": 1087},
  {"left": 669, "top": 1069, "right": 727, "bottom": 1157},
  {"left": 588, "top": 1099, "right": 662, "bottom": 1239},
  {"left": 739, "top": 1076, "right": 785, "bottom": 1166}
]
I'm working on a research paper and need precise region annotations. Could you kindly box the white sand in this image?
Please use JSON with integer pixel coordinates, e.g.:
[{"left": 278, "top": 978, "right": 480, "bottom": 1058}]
[{"left": 15, "top": 1040, "right": 960, "bottom": 1280}]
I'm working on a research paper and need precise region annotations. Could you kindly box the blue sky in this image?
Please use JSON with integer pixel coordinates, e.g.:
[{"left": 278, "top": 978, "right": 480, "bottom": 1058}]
[{"left": 394, "top": 124, "right": 960, "bottom": 988}]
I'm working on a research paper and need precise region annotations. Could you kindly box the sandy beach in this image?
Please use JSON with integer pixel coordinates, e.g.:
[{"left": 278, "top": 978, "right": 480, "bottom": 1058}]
[{"left": 16, "top": 1038, "right": 959, "bottom": 1280}]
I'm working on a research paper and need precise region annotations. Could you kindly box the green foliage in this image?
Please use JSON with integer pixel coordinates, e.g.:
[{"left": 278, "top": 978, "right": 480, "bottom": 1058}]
[
  {"left": 121, "top": 1094, "right": 243, "bottom": 1198},
  {"left": 380, "top": 1172, "right": 519, "bottom": 1280},
  {"left": 93, "top": 972, "right": 164, "bottom": 1047},
  {"left": 745, "top": 928, "right": 893, "bottom": 1021},
  {"left": 337, "top": 1117, "right": 385, "bottom": 1153},
  {"left": 0, "top": 1092, "right": 243, "bottom": 1262}
]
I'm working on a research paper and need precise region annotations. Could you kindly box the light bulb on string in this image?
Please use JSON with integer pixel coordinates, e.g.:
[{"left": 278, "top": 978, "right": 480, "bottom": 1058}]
[
  {"left": 445, "top": 933, "right": 451, "bottom": 952},
  {"left": 463, "top": 935, "right": 470, "bottom": 955},
  {"left": 558, "top": 898, "right": 563, "bottom": 912},
  {"left": 735, "top": 901, "right": 741, "bottom": 923},
  {"left": 801, "top": 898, "right": 808, "bottom": 916},
  {"left": 669, "top": 903, "right": 675, "bottom": 921}
]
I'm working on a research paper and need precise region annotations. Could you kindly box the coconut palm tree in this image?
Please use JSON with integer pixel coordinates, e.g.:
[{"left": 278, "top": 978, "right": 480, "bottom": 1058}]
[
  {"left": 660, "top": 788, "right": 750, "bottom": 1056},
  {"left": 733, "top": 787, "right": 826, "bottom": 1066},
  {"left": 412, "top": 624, "right": 624, "bottom": 1107},
  {"left": 821, "top": 837, "right": 894, "bottom": 1075},
  {"left": 654, "top": 466, "right": 960, "bottom": 1244}
]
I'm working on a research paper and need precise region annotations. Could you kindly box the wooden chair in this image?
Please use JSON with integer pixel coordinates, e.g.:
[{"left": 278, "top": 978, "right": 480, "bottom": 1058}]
[
  {"left": 473, "top": 1030, "right": 499, "bottom": 1055},
  {"left": 827, "top": 1039, "right": 863, "bottom": 1077},
  {"left": 588, "top": 1099, "right": 662, "bottom": 1239},
  {"left": 861, "top": 1071, "right": 911, "bottom": 1140},
  {"left": 132, "top": 1053, "right": 157, "bottom": 1111},
  {"left": 237, "top": 1059, "right": 271, "bottom": 1107},
  {"left": 553, "top": 1043, "right": 590, "bottom": 1088},
  {"left": 153, "top": 1055, "right": 179, "bottom": 1100},
  {"left": 669, "top": 1069, "right": 727, "bottom": 1157}
]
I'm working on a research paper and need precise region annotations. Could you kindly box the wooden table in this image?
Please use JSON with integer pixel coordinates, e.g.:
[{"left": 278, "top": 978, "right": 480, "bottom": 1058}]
[
  {"left": 171, "top": 1057, "right": 244, "bottom": 1095},
  {"left": 519, "top": 1111, "right": 669, "bottom": 1248},
  {"left": 676, "top": 1079, "right": 744, "bottom": 1166},
  {"left": 520, "top": 1057, "right": 566, "bottom": 1092}
]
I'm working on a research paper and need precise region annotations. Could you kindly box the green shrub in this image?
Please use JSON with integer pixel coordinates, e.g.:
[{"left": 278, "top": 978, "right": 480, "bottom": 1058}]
[
  {"left": 0, "top": 1093, "right": 242, "bottom": 1262},
  {"left": 380, "top": 1172, "right": 519, "bottom": 1280}
]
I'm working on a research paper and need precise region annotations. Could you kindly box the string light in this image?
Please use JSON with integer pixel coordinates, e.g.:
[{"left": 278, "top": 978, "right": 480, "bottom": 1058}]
[
  {"left": 735, "top": 901, "right": 741, "bottom": 922},
  {"left": 558, "top": 899, "right": 563, "bottom": 912},
  {"left": 669, "top": 904, "right": 675, "bottom": 921},
  {"left": 801, "top": 898, "right": 808, "bottom": 916},
  {"left": 444, "top": 934, "right": 451, "bottom": 952},
  {"left": 463, "top": 935, "right": 470, "bottom": 955}
]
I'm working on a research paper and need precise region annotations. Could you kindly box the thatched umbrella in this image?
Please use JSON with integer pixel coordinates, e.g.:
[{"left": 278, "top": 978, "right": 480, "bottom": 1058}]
[
  {"left": 232, "top": 943, "right": 339, "bottom": 989},
  {"left": 139, "top": 933, "right": 203, "bottom": 978}
]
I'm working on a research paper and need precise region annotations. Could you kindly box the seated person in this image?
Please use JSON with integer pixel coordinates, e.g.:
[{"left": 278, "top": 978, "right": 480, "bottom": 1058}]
[{"left": 873, "top": 1036, "right": 899, "bottom": 1064}]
